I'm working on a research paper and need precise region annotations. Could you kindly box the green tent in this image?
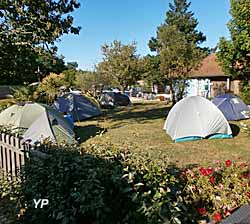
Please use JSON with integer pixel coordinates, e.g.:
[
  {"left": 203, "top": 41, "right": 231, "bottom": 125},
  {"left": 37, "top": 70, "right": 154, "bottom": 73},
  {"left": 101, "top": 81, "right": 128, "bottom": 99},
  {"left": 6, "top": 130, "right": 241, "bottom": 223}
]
[{"left": 0, "top": 102, "right": 75, "bottom": 144}]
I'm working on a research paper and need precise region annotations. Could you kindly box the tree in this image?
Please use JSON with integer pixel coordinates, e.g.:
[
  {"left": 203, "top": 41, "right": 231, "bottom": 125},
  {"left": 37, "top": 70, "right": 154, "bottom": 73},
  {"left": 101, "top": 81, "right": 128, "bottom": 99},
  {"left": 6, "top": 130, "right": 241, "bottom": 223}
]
[
  {"left": 75, "top": 71, "right": 98, "bottom": 92},
  {"left": 63, "top": 70, "right": 77, "bottom": 87},
  {"left": 217, "top": 0, "right": 250, "bottom": 103},
  {"left": 149, "top": 0, "right": 206, "bottom": 104},
  {"left": 217, "top": 0, "right": 250, "bottom": 78},
  {"left": 0, "top": 46, "right": 67, "bottom": 85},
  {"left": 141, "top": 55, "right": 162, "bottom": 88},
  {"left": 36, "top": 50, "right": 67, "bottom": 80},
  {"left": 62, "top": 62, "right": 79, "bottom": 86},
  {"left": 66, "top": 62, "right": 78, "bottom": 70},
  {"left": 96, "top": 40, "right": 141, "bottom": 91},
  {"left": 0, "top": 0, "right": 80, "bottom": 84}
]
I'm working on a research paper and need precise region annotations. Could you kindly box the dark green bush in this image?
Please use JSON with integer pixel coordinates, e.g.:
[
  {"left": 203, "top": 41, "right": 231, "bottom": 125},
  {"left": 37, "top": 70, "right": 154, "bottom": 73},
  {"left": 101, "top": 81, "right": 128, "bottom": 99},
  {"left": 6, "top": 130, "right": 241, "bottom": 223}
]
[
  {"left": 20, "top": 148, "right": 135, "bottom": 223},
  {"left": 17, "top": 142, "right": 191, "bottom": 224},
  {"left": 0, "top": 173, "right": 22, "bottom": 223}
]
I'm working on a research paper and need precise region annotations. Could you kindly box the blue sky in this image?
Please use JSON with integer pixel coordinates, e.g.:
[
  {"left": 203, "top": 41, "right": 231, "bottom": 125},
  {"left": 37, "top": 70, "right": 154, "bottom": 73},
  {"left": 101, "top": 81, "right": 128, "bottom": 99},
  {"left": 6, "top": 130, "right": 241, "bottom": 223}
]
[{"left": 57, "top": 0, "right": 231, "bottom": 70}]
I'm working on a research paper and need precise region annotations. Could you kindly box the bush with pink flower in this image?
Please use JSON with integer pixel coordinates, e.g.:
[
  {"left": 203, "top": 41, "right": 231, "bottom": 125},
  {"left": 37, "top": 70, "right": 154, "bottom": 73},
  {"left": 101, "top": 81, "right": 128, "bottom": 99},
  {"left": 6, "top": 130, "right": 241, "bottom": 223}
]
[{"left": 182, "top": 159, "right": 250, "bottom": 223}]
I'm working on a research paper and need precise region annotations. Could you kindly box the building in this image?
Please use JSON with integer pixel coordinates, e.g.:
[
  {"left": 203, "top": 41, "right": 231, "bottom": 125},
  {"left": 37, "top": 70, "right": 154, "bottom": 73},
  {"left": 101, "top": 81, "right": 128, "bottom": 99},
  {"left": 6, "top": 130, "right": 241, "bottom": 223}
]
[{"left": 187, "top": 53, "right": 240, "bottom": 98}]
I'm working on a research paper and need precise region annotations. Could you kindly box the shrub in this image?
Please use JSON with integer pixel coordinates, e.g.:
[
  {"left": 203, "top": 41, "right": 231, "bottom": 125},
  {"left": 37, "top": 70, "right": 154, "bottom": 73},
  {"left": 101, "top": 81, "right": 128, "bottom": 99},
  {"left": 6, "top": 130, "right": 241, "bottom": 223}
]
[
  {"left": 0, "top": 173, "right": 22, "bottom": 223},
  {"left": 183, "top": 160, "right": 250, "bottom": 223},
  {"left": 19, "top": 144, "right": 141, "bottom": 223},
  {"left": 4, "top": 138, "right": 250, "bottom": 223},
  {"left": 17, "top": 142, "right": 190, "bottom": 224},
  {"left": 0, "top": 173, "right": 22, "bottom": 201},
  {"left": 12, "top": 86, "right": 38, "bottom": 102},
  {"left": 0, "top": 99, "right": 15, "bottom": 112},
  {"left": 37, "top": 73, "right": 66, "bottom": 104}
]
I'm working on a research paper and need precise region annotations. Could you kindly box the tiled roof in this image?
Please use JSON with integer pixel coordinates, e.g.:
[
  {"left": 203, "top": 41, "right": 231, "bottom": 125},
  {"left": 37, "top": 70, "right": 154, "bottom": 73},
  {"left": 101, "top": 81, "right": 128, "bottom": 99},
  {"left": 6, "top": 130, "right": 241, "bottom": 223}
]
[{"left": 189, "top": 53, "right": 228, "bottom": 78}]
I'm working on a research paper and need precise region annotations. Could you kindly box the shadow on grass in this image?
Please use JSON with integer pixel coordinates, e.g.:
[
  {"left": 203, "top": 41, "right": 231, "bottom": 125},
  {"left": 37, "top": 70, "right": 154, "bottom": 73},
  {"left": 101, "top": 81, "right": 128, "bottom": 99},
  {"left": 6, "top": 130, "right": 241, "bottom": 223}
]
[
  {"left": 230, "top": 123, "right": 240, "bottom": 137},
  {"left": 74, "top": 124, "right": 107, "bottom": 143},
  {"left": 106, "top": 106, "right": 171, "bottom": 124}
]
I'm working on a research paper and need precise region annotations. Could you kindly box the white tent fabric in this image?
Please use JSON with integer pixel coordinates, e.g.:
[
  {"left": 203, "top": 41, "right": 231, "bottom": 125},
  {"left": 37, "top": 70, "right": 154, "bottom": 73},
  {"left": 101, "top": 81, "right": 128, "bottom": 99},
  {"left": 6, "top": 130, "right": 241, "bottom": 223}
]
[
  {"left": 164, "top": 96, "right": 232, "bottom": 141},
  {"left": 23, "top": 112, "right": 56, "bottom": 143}
]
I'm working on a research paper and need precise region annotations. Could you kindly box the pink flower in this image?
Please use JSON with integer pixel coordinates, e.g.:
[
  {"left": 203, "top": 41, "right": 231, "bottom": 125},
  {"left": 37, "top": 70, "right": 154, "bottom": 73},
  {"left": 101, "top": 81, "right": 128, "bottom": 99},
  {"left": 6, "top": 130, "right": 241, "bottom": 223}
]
[
  {"left": 198, "top": 207, "right": 206, "bottom": 215},
  {"left": 225, "top": 160, "right": 231, "bottom": 167},
  {"left": 210, "top": 176, "right": 215, "bottom": 184},
  {"left": 213, "top": 212, "right": 222, "bottom": 222},
  {"left": 212, "top": 160, "right": 220, "bottom": 164},
  {"left": 207, "top": 167, "right": 213, "bottom": 175},
  {"left": 218, "top": 183, "right": 223, "bottom": 190}
]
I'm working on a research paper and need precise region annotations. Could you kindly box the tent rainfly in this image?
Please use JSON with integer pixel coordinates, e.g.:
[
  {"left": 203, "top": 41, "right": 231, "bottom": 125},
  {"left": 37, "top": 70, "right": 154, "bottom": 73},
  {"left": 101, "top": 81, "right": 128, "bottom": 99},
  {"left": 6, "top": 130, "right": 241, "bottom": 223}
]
[
  {"left": 212, "top": 93, "right": 250, "bottom": 121},
  {"left": 54, "top": 93, "right": 102, "bottom": 121},
  {"left": 99, "top": 91, "right": 131, "bottom": 107},
  {"left": 164, "top": 96, "right": 232, "bottom": 142},
  {"left": 0, "top": 102, "right": 75, "bottom": 144}
]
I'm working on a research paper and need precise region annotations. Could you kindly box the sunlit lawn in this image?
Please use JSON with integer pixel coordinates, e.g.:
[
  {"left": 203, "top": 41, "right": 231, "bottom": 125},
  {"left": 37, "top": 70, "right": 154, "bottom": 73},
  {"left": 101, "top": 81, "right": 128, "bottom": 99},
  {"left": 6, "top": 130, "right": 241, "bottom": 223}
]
[{"left": 76, "top": 100, "right": 250, "bottom": 167}]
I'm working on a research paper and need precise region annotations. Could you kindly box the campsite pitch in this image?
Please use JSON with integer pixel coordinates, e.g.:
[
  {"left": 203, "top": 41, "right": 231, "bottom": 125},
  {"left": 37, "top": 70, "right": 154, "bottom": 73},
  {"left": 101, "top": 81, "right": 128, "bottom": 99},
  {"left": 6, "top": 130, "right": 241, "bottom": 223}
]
[{"left": 76, "top": 100, "right": 250, "bottom": 167}]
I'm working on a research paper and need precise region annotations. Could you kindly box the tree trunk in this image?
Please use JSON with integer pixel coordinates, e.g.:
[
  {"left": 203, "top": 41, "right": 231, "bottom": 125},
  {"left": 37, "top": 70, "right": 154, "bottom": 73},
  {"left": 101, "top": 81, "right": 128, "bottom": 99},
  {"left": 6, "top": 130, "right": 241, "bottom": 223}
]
[
  {"left": 121, "top": 84, "right": 128, "bottom": 93},
  {"left": 169, "top": 80, "right": 176, "bottom": 106}
]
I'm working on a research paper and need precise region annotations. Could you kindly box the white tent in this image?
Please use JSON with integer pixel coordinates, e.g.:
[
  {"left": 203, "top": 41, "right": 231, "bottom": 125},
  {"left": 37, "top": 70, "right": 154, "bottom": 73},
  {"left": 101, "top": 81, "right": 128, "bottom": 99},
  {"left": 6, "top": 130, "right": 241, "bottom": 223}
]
[
  {"left": 164, "top": 96, "right": 232, "bottom": 142},
  {"left": 0, "top": 103, "right": 75, "bottom": 144}
]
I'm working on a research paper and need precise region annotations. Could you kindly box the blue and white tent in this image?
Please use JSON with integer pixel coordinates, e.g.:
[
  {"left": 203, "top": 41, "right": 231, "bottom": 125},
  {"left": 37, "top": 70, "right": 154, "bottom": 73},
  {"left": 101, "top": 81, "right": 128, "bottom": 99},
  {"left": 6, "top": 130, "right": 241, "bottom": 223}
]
[
  {"left": 212, "top": 93, "right": 250, "bottom": 121},
  {"left": 54, "top": 93, "right": 102, "bottom": 121}
]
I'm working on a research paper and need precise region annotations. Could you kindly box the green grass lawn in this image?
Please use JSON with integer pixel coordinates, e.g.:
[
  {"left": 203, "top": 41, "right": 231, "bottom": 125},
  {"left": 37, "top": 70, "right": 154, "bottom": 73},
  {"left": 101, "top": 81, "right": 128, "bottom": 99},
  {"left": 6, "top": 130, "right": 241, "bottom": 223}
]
[{"left": 76, "top": 100, "right": 250, "bottom": 167}]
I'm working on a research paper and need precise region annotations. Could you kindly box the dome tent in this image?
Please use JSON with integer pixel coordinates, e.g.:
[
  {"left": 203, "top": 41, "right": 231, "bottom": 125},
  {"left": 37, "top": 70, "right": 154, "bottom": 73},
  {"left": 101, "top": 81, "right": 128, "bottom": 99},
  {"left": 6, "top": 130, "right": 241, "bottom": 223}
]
[
  {"left": 99, "top": 91, "right": 131, "bottom": 107},
  {"left": 54, "top": 93, "right": 102, "bottom": 121},
  {"left": 212, "top": 93, "right": 250, "bottom": 121},
  {"left": 0, "top": 102, "right": 75, "bottom": 144},
  {"left": 164, "top": 96, "right": 232, "bottom": 142}
]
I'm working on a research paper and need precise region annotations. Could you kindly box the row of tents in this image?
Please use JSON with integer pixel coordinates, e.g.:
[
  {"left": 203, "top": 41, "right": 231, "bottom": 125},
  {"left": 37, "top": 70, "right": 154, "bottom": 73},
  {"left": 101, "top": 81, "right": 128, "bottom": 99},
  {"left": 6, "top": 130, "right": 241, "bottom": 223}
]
[
  {"left": 1, "top": 90, "right": 248, "bottom": 145},
  {"left": 164, "top": 93, "right": 250, "bottom": 142},
  {"left": 0, "top": 91, "right": 131, "bottom": 145}
]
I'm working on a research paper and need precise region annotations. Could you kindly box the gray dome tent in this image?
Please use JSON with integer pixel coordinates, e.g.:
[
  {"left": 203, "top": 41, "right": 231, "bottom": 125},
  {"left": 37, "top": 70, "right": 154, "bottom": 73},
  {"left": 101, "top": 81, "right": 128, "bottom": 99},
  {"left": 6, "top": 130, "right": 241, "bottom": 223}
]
[
  {"left": 164, "top": 96, "right": 232, "bottom": 142},
  {"left": 0, "top": 103, "right": 75, "bottom": 144},
  {"left": 54, "top": 93, "right": 102, "bottom": 121}
]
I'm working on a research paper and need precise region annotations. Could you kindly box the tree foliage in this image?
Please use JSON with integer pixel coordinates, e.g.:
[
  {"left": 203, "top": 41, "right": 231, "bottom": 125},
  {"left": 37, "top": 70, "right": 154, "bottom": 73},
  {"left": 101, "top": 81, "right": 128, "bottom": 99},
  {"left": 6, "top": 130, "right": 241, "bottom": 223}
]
[
  {"left": 140, "top": 55, "right": 162, "bottom": 87},
  {"left": 37, "top": 73, "right": 66, "bottom": 104},
  {"left": 66, "top": 62, "right": 78, "bottom": 70},
  {"left": 149, "top": 0, "right": 206, "bottom": 103},
  {"left": 75, "top": 71, "right": 98, "bottom": 92},
  {"left": 0, "top": 46, "right": 67, "bottom": 85},
  {"left": 0, "top": 0, "right": 80, "bottom": 47},
  {"left": 0, "top": 0, "right": 80, "bottom": 84},
  {"left": 96, "top": 40, "right": 141, "bottom": 91},
  {"left": 217, "top": 0, "right": 250, "bottom": 78}
]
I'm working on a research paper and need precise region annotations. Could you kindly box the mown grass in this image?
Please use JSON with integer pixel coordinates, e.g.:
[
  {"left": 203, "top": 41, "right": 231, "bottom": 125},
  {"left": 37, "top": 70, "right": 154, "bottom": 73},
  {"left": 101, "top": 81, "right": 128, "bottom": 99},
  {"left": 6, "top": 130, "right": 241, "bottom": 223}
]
[{"left": 77, "top": 100, "right": 250, "bottom": 167}]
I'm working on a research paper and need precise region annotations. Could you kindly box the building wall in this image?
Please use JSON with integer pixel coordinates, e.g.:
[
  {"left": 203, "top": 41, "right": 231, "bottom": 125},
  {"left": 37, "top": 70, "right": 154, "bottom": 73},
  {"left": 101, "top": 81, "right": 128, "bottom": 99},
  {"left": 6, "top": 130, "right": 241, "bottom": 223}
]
[
  {"left": 188, "top": 78, "right": 241, "bottom": 98},
  {"left": 230, "top": 80, "right": 241, "bottom": 95},
  {"left": 210, "top": 80, "right": 227, "bottom": 97},
  {"left": 187, "top": 79, "right": 210, "bottom": 98}
]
